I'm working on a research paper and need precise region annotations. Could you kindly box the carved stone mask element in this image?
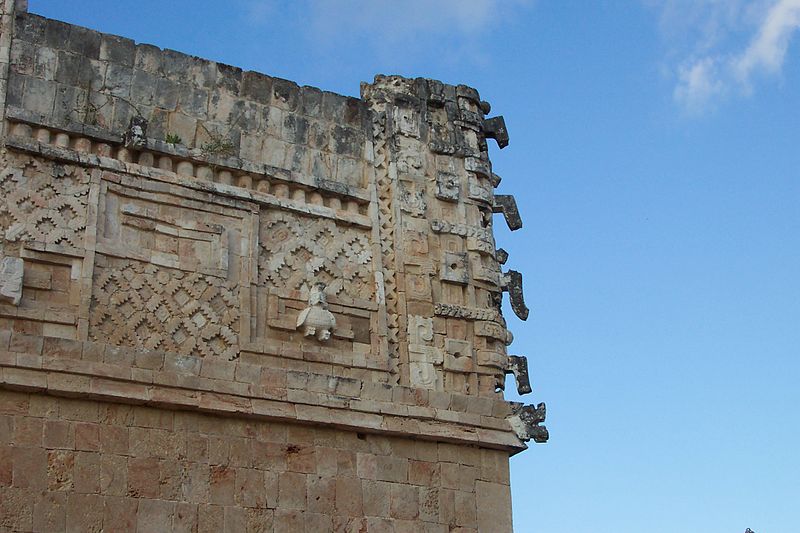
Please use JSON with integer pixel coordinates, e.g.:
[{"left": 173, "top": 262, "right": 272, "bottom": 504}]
[{"left": 296, "top": 282, "right": 336, "bottom": 341}]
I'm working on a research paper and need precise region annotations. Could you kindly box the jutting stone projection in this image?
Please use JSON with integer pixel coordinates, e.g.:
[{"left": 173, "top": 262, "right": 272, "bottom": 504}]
[{"left": 0, "top": 0, "right": 547, "bottom": 530}]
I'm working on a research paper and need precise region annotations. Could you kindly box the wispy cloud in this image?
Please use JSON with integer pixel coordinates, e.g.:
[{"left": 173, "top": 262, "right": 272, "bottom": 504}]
[
  {"left": 242, "top": 0, "right": 532, "bottom": 66},
  {"left": 651, "top": 0, "right": 800, "bottom": 113}
]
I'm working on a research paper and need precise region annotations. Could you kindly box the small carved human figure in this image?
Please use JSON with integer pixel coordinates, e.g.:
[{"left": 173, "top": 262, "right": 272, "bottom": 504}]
[{"left": 296, "top": 282, "right": 336, "bottom": 341}]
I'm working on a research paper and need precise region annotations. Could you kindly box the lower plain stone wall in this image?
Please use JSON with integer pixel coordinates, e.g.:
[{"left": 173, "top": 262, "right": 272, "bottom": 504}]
[{"left": 0, "top": 390, "right": 513, "bottom": 532}]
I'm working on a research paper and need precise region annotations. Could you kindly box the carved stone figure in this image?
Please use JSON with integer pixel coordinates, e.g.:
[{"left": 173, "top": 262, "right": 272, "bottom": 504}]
[{"left": 296, "top": 282, "right": 336, "bottom": 341}]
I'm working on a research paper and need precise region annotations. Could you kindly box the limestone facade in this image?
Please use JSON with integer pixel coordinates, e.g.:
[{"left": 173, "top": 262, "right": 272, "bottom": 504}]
[{"left": 0, "top": 1, "right": 547, "bottom": 531}]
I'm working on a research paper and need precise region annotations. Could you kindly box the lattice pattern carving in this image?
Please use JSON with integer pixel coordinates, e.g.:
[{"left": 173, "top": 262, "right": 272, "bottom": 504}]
[
  {"left": 371, "top": 107, "right": 401, "bottom": 379},
  {"left": 0, "top": 156, "right": 89, "bottom": 249},
  {"left": 258, "top": 210, "right": 374, "bottom": 301},
  {"left": 90, "top": 260, "right": 240, "bottom": 359}
]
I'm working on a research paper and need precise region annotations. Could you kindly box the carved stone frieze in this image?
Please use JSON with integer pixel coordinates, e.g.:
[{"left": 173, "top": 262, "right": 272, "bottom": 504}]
[
  {"left": 90, "top": 258, "right": 240, "bottom": 359},
  {"left": 0, "top": 156, "right": 89, "bottom": 250},
  {"left": 258, "top": 210, "right": 374, "bottom": 301},
  {"left": 434, "top": 302, "right": 501, "bottom": 322}
]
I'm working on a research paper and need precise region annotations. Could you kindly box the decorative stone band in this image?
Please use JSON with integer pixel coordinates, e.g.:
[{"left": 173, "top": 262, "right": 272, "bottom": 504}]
[
  {"left": 4, "top": 111, "right": 370, "bottom": 216},
  {"left": 430, "top": 219, "right": 493, "bottom": 242},
  {"left": 434, "top": 302, "right": 502, "bottom": 323},
  {"left": 4, "top": 131, "right": 372, "bottom": 230},
  {"left": 0, "top": 332, "right": 528, "bottom": 453}
]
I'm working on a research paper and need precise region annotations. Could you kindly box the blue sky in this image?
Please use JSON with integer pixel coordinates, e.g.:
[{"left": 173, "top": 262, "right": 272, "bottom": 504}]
[{"left": 32, "top": 1, "right": 800, "bottom": 532}]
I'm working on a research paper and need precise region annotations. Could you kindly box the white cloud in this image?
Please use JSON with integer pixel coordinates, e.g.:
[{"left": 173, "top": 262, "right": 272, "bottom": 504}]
[
  {"left": 733, "top": 0, "right": 800, "bottom": 83},
  {"left": 241, "top": 0, "right": 532, "bottom": 66},
  {"left": 674, "top": 57, "right": 725, "bottom": 112},
  {"left": 652, "top": 0, "right": 800, "bottom": 113}
]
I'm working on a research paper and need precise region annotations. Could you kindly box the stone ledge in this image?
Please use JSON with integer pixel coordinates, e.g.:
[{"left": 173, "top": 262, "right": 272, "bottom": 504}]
[
  {"left": 0, "top": 331, "right": 523, "bottom": 453},
  {"left": 0, "top": 359, "right": 525, "bottom": 453},
  {"left": 5, "top": 134, "right": 373, "bottom": 229},
  {"left": 4, "top": 113, "right": 372, "bottom": 204}
]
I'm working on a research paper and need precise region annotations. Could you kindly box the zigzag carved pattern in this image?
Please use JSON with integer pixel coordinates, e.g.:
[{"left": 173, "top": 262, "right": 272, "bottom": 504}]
[
  {"left": 0, "top": 156, "right": 89, "bottom": 249},
  {"left": 258, "top": 210, "right": 374, "bottom": 301},
  {"left": 371, "top": 107, "right": 401, "bottom": 380},
  {"left": 90, "top": 260, "right": 240, "bottom": 360}
]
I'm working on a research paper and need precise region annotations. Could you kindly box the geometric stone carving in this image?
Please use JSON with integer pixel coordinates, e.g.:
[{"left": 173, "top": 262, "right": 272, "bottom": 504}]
[
  {"left": 259, "top": 210, "right": 374, "bottom": 301},
  {"left": 0, "top": 158, "right": 89, "bottom": 249},
  {"left": 90, "top": 259, "right": 240, "bottom": 359},
  {"left": 0, "top": 256, "right": 23, "bottom": 306},
  {"left": 296, "top": 282, "right": 336, "bottom": 342},
  {"left": 508, "top": 402, "right": 548, "bottom": 443}
]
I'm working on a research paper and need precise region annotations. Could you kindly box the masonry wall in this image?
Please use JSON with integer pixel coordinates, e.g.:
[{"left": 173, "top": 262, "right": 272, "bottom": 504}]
[
  {"left": 1, "top": 391, "right": 512, "bottom": 532},
  {"left": 0, "top": 1, "right": 546, "bottom": 531}
]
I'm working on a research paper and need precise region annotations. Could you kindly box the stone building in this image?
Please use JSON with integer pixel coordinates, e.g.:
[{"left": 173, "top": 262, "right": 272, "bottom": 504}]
[{"left": 0, "top": 0, "right": 547, "bottom": 531}]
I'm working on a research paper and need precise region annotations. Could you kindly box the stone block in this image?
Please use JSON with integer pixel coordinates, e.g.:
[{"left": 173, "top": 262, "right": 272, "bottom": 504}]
[{"left": 100, "top": 34, "right": 135, "bottom": 66}]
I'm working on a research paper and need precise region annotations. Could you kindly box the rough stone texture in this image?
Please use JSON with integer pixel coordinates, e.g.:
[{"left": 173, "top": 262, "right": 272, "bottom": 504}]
[
  {"left": 0, "top": 391, "right": 512, "bottom": 531},
  {"left": 0, "top": 0, "right": 547, "bottom": 530}
]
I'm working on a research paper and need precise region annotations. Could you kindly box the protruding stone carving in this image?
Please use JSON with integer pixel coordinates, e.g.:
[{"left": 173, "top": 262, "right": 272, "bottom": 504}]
[
  {"left": 483, "top": 116, "right": 509, "bottom": 148},
  {"left": 490, "top": 172, "right": 502, "bottom": 188},
  {"left": 296, "top": 282, "right": 336, "bottom": 341},
  {"left": 493, "top": 195, "right": 522, "bottom": 231},
  {"left": 507, "top": 355, "right": 532, "bottom": 395},
  {"left": 501, "top": 270, "right": 529, "bottom": 320},
  {"left": 123, "top": 116, "right": 148, "bottom": 149},
  {"left": 0, "top": 256, "right": 24, "bottom": 306},
  {"left": 508, "top": 402, "right": 548, "bottom": 443},
  {"left": 495, "top": 248, "right": 509, "bottom": 265}
]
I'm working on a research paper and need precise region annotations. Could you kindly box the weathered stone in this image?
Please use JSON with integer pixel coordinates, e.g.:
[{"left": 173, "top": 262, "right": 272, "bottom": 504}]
[
  {"left": 501, "top": 270, "right": 529, "bottom": 321},
  {"left": 483, "top": 115, "right": 509, "bottom": 148},
  {"left": 506, "top": 355, "right": 532, "bottom": 395},
  {"left": 0, "top": 257, "right": 23, "bottom": 306},
  {"left": 493, "top": 194, "right": 522, "bottom": 230},
  {"left": 123, "top": 115, "right": 147, "bottom": 148},
  {"left": 507, "top": 402, "right": 548, "bottom": 443}
]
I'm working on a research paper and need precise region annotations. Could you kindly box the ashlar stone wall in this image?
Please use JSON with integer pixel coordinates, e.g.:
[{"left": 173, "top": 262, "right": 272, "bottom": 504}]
[{"left": 0, "top": 0, "right": 547, "bottom": 531}]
